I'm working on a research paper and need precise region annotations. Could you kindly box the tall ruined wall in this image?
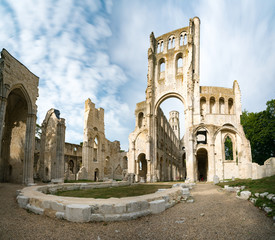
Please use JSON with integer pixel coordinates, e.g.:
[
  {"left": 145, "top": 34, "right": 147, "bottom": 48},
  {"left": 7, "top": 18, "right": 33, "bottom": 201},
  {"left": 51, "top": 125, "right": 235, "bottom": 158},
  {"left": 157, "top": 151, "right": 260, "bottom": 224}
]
[
  {"left": 80, "top": 98, "right": 127, "bottom": 181},
  {"left": 39, "top": 109, "right": 65, "bottom": 183},
  {"left": 0, "top": 49, "right": 39, "bottom": 184}
]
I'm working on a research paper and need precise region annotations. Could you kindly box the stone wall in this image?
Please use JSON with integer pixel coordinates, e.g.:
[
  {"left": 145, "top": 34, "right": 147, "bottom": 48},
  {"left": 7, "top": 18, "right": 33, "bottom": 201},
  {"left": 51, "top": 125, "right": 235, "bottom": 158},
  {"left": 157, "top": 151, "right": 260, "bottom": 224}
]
[
  {"left": 81, "top": 98, "right": 128, "bottom": 181},
  {"left": 39, "top": 109, "right": 65, "bottom": 183},
  {"left": 0, "top": 49, "right": 38, "bottom": 184},
  {"left": 252, "top": 158, "right": 275, "bottom": 179}
]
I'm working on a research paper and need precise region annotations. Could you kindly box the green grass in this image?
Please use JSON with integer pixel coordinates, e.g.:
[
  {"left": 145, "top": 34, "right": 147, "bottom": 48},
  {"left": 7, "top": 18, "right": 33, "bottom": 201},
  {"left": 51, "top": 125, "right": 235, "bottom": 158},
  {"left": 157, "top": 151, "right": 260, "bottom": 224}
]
[
  {"left": 217, "top": 175, "right": 275, "bottom": 217},
  {"left": 55, "top": 184, "right": 171, "bottom": 198},
  {"left": 217, "top": 175, "right": 275, "bottom": 193}
]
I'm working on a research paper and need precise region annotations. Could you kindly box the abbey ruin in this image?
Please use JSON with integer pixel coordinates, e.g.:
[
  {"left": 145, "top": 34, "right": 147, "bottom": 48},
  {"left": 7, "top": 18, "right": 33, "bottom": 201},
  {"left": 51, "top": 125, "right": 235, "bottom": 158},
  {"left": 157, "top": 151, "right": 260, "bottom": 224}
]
[{"left": 0, "top": 17, "right": 274, "bottom": 185}]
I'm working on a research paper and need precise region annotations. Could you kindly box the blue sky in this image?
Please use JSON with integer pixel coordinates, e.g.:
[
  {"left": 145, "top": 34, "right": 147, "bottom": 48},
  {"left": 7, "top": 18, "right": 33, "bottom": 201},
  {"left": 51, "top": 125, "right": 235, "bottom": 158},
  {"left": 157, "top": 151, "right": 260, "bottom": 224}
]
[{"left": 1, "top": 0, "right": 274, "bottom": 150}]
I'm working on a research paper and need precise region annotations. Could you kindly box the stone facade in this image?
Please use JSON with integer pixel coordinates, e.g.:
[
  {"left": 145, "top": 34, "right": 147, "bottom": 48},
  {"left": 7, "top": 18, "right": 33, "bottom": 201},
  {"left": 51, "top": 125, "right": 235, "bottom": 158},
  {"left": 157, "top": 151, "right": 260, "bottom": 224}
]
[
  {"left": 64, "top": 142, "right": 82, "bottom": 181},
  {"left": 128, "top": 17, "right": 256, "bottom": 182},
  {"left": 39, "top": 109, "right": 66, "bottom": 183},
  {"left": 80, "top": 98, "right": 127, "bottom": 181},
  {"left": 0, "top": 49, "right": 39, "bottom": 184}
]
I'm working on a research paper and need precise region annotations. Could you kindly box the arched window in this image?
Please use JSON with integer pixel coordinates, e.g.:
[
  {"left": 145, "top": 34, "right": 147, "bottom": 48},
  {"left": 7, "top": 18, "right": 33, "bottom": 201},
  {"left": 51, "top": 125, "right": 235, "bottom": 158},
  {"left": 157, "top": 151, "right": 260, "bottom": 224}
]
[
  {"left": 138, "top": 112, "right": 144, "bottom": 128},
  {"left": 200, "top": 97, "right": 206, "bottom": 115},
  {"left": 176, "top": 53, "right": 183, "bottom": 74},
  {"left": 157, "top": 40, "right": 164, "bottom": 53},
  {"left": 210, "top": 97, "right": 215, "bottom": 114},
  {"left": 184, "top": 34, "right": 187, "bottom": 45},
  {"left": 168, "top": 36, "right": 175, "bottom": 49},
  {"left": 180, "top": 32, "right": 186, "bottom": 46},
  {"left": 160, "top": 61, "right": 165, "bottom": 72},
  {"left": 224, "top": 136, "right": 233, "bottom": 160},
  {"left": 93, "top": 137, "right": 98, "bottom": 162},
  {"left": 228, "top": 98, "right": 234, "bottom": 114},
  {"left": 219, "top": 97, "right": 225, "bottom": 114},
  {"left": 123, "top": 156, "right": 128, "bottom": 169},
  {"left": 177, "top": 57, "right": 183, "bottom": 68}
]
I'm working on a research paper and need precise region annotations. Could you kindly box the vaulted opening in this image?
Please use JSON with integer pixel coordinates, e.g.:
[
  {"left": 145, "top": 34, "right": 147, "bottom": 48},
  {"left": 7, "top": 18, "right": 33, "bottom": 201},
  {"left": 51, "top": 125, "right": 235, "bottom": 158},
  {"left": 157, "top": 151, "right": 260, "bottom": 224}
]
[
  {"left": 197, "top": 148, "right": 208, "bottom": 181},
  {"left": 0, "top": 88, "right": 28, "bottom": 183}
]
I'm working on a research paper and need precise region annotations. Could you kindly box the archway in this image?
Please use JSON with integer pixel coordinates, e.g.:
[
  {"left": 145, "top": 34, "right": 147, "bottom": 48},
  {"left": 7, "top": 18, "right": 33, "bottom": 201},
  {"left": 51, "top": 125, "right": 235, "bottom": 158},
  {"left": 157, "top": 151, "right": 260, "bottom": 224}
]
[
  {"left": 196, "top": 148, "right": 208, "bottom": 181},
  {"left": 138, "top": 153, "right": 147, "bottom": 182},
  {"left": 94, "top": 168, "right": 99, "bottom": 181},
  {"left": 1, "top": 88, "right": 28, "bottom": 183}
]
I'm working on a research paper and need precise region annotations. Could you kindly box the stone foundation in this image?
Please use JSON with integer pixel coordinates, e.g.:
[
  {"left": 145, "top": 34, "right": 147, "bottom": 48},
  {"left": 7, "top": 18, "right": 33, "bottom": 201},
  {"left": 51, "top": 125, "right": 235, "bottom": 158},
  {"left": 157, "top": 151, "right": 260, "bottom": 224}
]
[{"left": 17, "top": 181, "right": 191, "bottom": 222}]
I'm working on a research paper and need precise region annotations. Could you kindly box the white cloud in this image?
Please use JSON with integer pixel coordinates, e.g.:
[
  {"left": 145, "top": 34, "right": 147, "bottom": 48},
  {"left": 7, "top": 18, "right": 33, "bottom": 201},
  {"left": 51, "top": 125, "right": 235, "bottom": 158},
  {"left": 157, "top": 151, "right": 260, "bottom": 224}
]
[{"left": 0, "top": 0, "right": 274, "bottom": 150}]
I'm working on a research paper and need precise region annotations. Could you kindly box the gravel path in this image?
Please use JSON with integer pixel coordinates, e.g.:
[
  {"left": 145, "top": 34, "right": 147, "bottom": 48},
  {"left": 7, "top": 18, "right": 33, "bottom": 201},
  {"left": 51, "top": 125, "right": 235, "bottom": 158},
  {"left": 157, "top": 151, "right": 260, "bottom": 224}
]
[{"left": 0, "top": 183, "right": 274, "bottom": 240}]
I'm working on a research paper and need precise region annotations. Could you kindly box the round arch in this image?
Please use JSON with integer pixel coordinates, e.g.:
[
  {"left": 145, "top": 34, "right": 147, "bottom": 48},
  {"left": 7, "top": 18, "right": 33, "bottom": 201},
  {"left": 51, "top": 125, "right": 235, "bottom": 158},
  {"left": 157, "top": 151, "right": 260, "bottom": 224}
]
[
  {"left": 196, "top": 148, "right": 208, "bottom": 181},
  {"left": 154, "top": 92, "right": 185, "bottom": 116}
]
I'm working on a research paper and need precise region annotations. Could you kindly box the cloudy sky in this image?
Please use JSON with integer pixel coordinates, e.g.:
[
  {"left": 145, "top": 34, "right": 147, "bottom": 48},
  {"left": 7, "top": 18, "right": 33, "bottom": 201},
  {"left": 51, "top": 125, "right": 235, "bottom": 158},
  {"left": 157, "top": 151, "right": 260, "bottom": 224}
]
[{"left": 0, "top": 0, "right": 274, "bottom": 150}]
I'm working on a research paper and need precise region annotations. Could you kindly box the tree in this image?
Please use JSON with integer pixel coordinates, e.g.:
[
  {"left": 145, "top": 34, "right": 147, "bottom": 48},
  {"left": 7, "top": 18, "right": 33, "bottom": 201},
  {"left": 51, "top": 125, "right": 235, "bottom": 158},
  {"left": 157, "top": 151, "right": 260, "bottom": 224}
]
[{"left": 241, "top": 99, "right": 275, "bottom": 165}]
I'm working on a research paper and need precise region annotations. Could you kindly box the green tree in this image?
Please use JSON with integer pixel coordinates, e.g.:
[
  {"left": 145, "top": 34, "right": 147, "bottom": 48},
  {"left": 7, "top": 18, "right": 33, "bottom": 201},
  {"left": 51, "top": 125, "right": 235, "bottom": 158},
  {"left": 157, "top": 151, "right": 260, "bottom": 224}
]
[
  {"left": 224, "top": 136, "right": 233, "bottom": 160},
  {"left": 241, "top": 99, "right": 275, "bottom": 165}
]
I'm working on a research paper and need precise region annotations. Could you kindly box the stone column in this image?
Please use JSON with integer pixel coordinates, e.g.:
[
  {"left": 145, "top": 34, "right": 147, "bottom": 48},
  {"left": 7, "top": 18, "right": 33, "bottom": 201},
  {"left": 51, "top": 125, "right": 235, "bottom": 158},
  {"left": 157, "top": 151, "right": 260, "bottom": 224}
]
[
  {"left": 23, "top": 113, "right": 36, "bottom": 185},
  {"left": 0, "top": 97, "right": 7, "bottom": 181},
  {"left": 52, "top": 119, "right": 65, "bottom": 183}
]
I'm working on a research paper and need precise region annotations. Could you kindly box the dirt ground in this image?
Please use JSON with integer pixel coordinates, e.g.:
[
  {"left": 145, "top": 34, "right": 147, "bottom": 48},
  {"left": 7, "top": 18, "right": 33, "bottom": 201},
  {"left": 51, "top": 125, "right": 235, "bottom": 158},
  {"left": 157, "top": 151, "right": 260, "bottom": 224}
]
[{"left": 0, "top": 182, "right": 274, "bottom": 240}]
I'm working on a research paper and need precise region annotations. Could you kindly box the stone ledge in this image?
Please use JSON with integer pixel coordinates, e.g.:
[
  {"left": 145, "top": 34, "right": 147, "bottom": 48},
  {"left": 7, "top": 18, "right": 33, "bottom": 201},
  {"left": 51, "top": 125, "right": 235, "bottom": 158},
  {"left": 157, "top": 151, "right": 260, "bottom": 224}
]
[{"left": 18, "top": 182, "right": 193, "bottom": 222}]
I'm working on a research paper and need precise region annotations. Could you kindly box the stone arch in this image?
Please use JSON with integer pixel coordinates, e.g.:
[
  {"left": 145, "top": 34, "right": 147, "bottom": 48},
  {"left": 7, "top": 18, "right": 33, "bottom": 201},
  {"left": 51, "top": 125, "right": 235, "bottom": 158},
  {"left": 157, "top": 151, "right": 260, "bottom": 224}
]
[
  {"left": 228, "top": 98, "right": 234, "bottom": 114},
  {"left": 200, "top": 97, "right": 206, "bottom": 115},
  {"left": 224, "top": 135, "right": 234, "bottom": 160},
  {"left": 138, "top": 112, "right": 144, "bottom": 128},
  {"left": 196, "top": 148, "right": 208, "bottom": 181},
  {"left": 123, "top": 156, "right": 128, "bottom": 169},
  {"left": 93, "top": 136, "right": 99, "bottom": 162},
  {"left": 154, "top": 92, "right": 185, "bottom": 115},
  {"left": 138, "top": 153, "right": 147, "bottom": 182},
  {"left": 0, "top": 87, "right": 31, "bottom": 183},
  {"left": 94, "top": 168, "right": 99, "bottom": 181},
  {"left": 175, "top": 52, "right": 183, "bottom": 74},
  {"left": 210, "top": 96, "right": 215, "bottom": 114},
  {"left": 219, "top": 97, "right": 225, "bottom": 114},
  {"left": 168, "top": 35, "right": 175, "bottom": 49}
]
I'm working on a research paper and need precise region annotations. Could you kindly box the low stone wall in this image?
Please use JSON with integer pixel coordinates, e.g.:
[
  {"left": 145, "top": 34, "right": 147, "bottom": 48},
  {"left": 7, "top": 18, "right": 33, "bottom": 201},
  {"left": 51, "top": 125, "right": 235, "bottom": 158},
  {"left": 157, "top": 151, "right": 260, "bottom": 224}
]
[
  {"left": 252, "top": 158, "right": 275, "bottom": 179},
  {"left": 17, "top": 181, "right": 191, "bottom": 222}
]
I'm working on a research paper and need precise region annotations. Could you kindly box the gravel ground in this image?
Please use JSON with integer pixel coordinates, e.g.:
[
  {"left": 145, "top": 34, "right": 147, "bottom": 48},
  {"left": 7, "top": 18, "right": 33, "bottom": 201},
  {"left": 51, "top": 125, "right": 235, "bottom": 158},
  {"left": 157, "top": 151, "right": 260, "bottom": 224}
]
[{"left": 0, "top": 183, "right": 274, "bottom": 240}]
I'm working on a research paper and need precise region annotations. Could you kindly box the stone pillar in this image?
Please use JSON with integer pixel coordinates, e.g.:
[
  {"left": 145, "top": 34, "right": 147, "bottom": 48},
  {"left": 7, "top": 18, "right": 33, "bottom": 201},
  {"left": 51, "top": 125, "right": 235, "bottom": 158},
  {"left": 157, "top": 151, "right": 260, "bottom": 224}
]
[
  {"left": 0, "top": 97, "right": 7, "bottom": 181},
  {"left": 52, "top": 119, "right": 65, "bottom": 183},
  {"left": 23, "top": 113, "right": 36, "bottom": 185},
  {"left": 208, "top": 140, "right": 215, "bottom": 181}
]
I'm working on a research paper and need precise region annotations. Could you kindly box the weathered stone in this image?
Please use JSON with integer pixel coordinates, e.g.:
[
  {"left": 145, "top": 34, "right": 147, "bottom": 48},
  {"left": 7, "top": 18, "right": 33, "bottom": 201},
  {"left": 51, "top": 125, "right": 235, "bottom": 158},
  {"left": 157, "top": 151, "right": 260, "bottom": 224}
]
[
  {"left": 17, "top": 196, "right": 29, "bottom": 209},
  {"left": 260, "top": 192, "right": 269, "bottom": 198},
  {"left": 213, "top": 175, "right": 219, "bottom": 184},
  {"left": 264, "top": 207, "right": 272, "bottom": 214},
  {"left": 55, "top": 211, "right": 65, "bottom": 219},
  {"left": 65, "top": 204, "right": 91, "bottom": 222},
  {"left": 26, "top": 204, "right": 44, "bottom": 215},
  {"left": 266, "top": 194, "right": 274, "bottom": 200},
  {"left": 237, "top": 191, "right": 251, "bottom": 200},
  {"left": 149, "top": 200, "right": 165, "bottom": 214}
]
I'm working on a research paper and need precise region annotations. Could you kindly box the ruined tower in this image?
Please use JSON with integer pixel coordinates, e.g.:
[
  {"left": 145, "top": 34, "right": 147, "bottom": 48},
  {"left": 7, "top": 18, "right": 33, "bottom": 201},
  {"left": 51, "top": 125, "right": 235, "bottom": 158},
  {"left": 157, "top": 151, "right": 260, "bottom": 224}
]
[
  {"left": 128, "top": 17, "right": 253, "bottom": 183},
  {"left": 169, "top": 111, "right": 180, "bottom": 139}
]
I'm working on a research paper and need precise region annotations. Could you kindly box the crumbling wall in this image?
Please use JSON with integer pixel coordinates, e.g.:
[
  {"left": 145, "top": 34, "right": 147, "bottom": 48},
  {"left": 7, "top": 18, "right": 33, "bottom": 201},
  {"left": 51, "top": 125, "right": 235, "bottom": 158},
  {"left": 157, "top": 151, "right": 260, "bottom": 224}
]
[{"left": 39, "top": 109, "right": 65, "bottom": 183}]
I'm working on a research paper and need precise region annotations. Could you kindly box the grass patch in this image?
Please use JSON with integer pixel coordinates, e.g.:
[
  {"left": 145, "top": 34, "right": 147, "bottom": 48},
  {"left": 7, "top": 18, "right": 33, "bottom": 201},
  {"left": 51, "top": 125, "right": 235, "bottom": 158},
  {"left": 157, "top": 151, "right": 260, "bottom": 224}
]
[
  {"left": 55, "top": 184, "right": 171, "bottom": 198},
  {"left": 217, "top": 175, "right": 275, "bottom": 193}
]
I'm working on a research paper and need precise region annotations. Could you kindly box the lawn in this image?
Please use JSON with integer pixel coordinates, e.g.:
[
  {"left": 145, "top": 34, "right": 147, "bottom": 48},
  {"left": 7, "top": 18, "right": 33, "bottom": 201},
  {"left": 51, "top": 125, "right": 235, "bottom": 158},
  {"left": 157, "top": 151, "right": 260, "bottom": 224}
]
[
  {"left": 55, "top": 184, "right": 172, "bottom": 198},
  {"left": 217, "top": 175, "right": 275, "bottom": 193}
]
